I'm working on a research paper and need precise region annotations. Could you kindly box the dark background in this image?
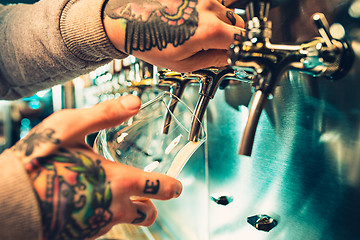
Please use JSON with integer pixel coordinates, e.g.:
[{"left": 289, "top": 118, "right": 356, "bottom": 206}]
[{"left": 0, "top": 0, "right": 38, "bottom": 4}]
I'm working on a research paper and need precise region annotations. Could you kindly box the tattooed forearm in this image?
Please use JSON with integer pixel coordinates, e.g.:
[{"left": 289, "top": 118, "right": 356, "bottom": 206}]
[
  {"left": 13, "top": 126, "right": 60, "bottom": 156},
  {"left": 104, "top": 0, "right": 199, "bottom": 54},
  {"left": 26, "top": 149, "right": 112, "bottom": 240},
  {"left": 144, "top": 179, "right": 160, "bottom": 194}
]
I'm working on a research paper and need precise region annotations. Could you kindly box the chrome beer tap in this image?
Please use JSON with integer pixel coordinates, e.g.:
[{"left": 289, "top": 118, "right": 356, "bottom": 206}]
[
  {"left": 187, "top": 68, "right": 240, "bottom": 142},
  {"left": 157, "top": 70, "right": 200, "bottom": 134},
  {"left": 158, "top": 68, "right": 243, "bottom": 139},
  {"left": 228, "top": 0, "right": 354, "bottom": 156}
]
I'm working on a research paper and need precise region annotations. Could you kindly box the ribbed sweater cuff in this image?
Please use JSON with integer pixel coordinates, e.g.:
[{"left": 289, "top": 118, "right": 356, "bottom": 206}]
[
  {"left": 59, "top": 0, "right": 128, "bottom": 62},
  {"left": 0, "top": 150, "right": 41, "bottom": 240}
]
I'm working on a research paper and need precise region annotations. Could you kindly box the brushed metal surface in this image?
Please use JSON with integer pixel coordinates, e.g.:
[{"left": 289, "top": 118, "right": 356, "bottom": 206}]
[{"left": 152, "top": 0, "right": 360, "bottom": 239}]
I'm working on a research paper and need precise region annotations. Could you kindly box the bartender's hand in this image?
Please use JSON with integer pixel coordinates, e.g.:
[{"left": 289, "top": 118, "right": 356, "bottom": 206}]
[
  {"left": 11, "top": 95, "right": 182, "bottom": 240},
  {"left": 103, "top": 0, "right": 245, "bottom": 72}
]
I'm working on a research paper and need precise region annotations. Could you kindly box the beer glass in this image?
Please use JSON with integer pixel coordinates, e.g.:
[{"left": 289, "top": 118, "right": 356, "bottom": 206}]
[{"left": 94, "top": 91, "right": 206, "bottom": 178}]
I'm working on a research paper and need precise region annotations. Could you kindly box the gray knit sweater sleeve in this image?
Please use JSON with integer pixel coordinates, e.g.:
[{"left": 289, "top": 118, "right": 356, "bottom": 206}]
[
  {"left": 0, "top": 150, "right": 42, "bottom": 240},
  {"left": 0, "top": 0, "right": 127, "bottom": 100},
  {"left": 0, "top": 0, "right": 128, "bottom": 239}
]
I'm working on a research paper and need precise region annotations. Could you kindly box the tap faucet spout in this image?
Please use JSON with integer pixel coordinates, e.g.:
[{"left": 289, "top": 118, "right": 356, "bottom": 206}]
[
  {"left": 239, "top": 89, "right": 267, "bottom": 156},
  {"left": 188, "top": 68, "right": 236, "bottom": 142},
  {"left": 237, "top": 65, "right": 272, "bottom": 156}
]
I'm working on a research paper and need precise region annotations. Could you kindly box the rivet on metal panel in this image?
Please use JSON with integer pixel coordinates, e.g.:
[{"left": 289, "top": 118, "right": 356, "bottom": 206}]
[
  {"left": 247, "top": 214, "right": 278, "bottom": 232},
  {"left": 210, "top": 194, "right": 234, "bottom": 206}
]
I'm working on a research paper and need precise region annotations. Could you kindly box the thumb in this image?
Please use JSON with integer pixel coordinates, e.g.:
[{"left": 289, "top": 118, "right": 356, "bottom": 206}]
[
  {"left": 11, "top": 95, "right": 141, "bottom": 162},
  {"left": 46, "top": 94, "right": 141, "bottom": 144},
  {"left": 84, "top": 94, "right": 141, "bottom": 133}
]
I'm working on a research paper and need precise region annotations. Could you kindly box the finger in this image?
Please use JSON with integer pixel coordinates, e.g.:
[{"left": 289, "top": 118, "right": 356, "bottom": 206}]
[
  {"left": 42, "top": 94, "right": 141, "bottom": 144},
  {"left": 198, "top": 20, "right": 245, "bottom": 49},
  {"left": 130, "top": 199, "right": 157, "bottom": 226},
  {"left": 170, "top": 22, "right": 244, "bottom": 63},
  {"left": 136, "top": 44, "right": 237, "bottom": 73},
  {"left": 169, "top": 49, "right": 229, "bottom": 72},
  {"left": 109, "top": 162, "right": 183, "bottom": 200},
  {"left": 216, "top": 0, "right": 240, "bottom": 7},
  {"left": 80, "top": 94, "right": 141, "bottom": 133},
  {"left": 109, "top": 196, "right": 157, "bottom": 227},
  {"left": 12, "top": 95, "right": 141, "bottom": 160},
  {"left": 212, "top": 1, "right": 245, "bottom": 27}
]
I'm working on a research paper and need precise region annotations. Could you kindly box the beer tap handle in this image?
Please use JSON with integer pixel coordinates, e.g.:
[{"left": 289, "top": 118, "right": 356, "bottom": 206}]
[
  {"left": 311, "top": 12, "right": 355, "bottom": 80},
  {"left": 312, "top": 13, "right": 334, "bottom": 49}
]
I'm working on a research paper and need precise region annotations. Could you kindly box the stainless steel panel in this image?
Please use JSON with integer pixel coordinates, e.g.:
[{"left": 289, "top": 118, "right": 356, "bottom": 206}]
[{"left": 153, "top": 0, "right": 360, "bottom": 239}]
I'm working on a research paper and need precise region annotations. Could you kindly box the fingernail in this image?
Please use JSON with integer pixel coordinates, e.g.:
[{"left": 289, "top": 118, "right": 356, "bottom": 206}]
[
  {"left": 175, "top": 181, "right": 183, "bottom": 198},
  {"left": 121, "top": 94, "right": 141, "bottom": 110}
]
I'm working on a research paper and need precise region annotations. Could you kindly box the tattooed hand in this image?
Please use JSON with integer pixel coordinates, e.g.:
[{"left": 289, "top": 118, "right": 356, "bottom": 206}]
[
  {"left": 103, "top": 0, "right": 245, "bottom": 72},
  {"left": 11, "top": 94, "right": 182, "bottom": 240}
]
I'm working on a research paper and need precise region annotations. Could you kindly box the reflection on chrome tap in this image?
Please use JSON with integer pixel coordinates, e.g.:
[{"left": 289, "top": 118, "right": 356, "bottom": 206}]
[{"left": 228, "top": 0, "right": 354, "bottom": 156}]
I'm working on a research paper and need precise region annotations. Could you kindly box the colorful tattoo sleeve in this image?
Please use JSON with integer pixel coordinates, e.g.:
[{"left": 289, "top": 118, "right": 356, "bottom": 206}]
[
  {"left": 104, "top": 0, "right": 199, "bottom": 54},
  {"left": 25, "top": 149, "right": 112, "bottom": 240}
]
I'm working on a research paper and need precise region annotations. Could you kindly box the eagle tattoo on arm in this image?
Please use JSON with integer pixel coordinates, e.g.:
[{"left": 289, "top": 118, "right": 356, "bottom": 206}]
[{"left": 104, "top": 0, "right": 199, "bottom": 54}]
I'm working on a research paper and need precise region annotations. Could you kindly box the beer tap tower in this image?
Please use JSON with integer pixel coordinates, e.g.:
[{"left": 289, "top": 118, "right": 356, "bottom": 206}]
[{"left": 228, "top": 0, "right": 354, "bottom": 156}]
